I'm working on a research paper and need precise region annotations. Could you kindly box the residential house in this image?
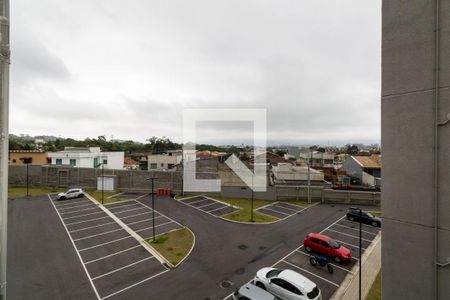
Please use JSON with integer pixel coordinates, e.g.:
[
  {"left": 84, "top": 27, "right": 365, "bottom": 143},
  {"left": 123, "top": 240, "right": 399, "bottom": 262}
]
[
  {"left": 299, "top": 151, "right": 335, "bottom": 169},
  {"left": 148, "top": 150, "right": 182, "bottom": 170},
  {"left": 272, "top": 163, "right": 325, "bottom": 184},
  {"left": 9, "top": 150, "right": 49, "bottom": 165},
  {"left": 341, "top": 154, "right": 381, "bottom": 187},
  {"left": 48, "top": 147, "right": 124, "bottom": 169},
  {"left": 124, "top": 157, "right": 139, "bottom": 170}
]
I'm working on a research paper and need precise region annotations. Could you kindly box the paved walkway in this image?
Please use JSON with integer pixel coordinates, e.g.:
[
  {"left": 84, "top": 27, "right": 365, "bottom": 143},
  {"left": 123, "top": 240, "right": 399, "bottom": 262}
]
[{"left": 332, "top": 232, "right": 381, "bottom": 300}]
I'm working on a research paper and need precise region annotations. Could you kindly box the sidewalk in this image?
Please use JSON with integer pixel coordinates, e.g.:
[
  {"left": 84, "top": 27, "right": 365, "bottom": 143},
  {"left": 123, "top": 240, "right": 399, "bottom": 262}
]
[{"left": 332, "top": 232, "right": 382, "bottom": 300}]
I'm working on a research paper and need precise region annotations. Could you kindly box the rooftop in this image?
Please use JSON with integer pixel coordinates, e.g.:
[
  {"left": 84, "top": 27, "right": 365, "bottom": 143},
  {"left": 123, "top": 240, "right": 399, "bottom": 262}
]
[{"left": 353, "top": 155, "right": 381, "bottom": 168}]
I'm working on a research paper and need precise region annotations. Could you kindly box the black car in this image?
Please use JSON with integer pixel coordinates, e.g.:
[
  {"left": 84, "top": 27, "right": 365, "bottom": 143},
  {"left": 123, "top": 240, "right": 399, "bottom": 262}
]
[{"left": 346, "top": 209, "right": 381, "bottom": 227}]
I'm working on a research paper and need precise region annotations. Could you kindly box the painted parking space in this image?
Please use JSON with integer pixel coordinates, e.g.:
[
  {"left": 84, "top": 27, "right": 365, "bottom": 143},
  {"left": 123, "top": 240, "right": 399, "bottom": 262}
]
[
  {"left": 224, "top": 213, "right": 381, "bottom": 300},
  {"left": 178, "top": 195, "right": 240, "bottom": 217},
  {"left": 271, "top": 215, "right": 381, "bottom": 299},
  {"left": 105, "top": 199, "right": 183, "bottom": 240},
  {"left": 255, "top": 201, "right": 308, "bottom": 220},
  {"left": 49, "top": 194, "right": 170, "bottom": 300}
]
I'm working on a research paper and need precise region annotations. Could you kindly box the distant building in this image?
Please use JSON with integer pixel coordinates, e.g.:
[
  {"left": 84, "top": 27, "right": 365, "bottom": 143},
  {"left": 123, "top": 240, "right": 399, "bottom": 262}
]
[
  {"left": 47, "top": 147, "right": 124, "bottom": 169},
  {"left": 341, "top": 155, "right": 381, "bottom": 187},
  {"left": 9, "top": 150, "right": 49, "bottom": 165},
  {"left": 124, "top": 157, "right": 139, "bottom": 170},
  {"left": 148, "top": 150, "right": 183, "bottom": 170},
  {"left": 272, "top": 163, "right": 324, "bottom": 184},
  {"left": 299, "top": 151, "right": 335, "bottom": 169}
]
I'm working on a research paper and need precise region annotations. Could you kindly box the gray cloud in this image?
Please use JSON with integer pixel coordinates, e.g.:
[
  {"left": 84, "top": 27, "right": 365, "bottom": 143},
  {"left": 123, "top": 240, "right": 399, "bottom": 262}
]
[{"left": 10, "top": 0, "right": 381, "bottom": 145}]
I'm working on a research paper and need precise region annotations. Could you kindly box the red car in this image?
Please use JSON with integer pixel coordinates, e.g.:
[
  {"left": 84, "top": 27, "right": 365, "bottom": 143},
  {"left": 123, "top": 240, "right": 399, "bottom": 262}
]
[{"left": 303, "top": 233, "right": 352, "bottom": 264}]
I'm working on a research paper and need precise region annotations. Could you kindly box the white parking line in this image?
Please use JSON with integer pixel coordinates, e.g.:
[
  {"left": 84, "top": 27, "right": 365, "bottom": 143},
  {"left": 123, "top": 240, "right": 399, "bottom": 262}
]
[
  {"left": 85, "top": 245, "right": 142, "bottom": 265},
  {"left": 107, "top": 202, "right": 140, "bottom": 210},
  {"left": 78, "top": 236, "right": 132, "bottom": 252},
  {"left": 47, "top": 194, "right": 101, "bottom": 300},
  {"left": 63, "top": 211, "right": 105, "bottom": 220},
  {"left": 135, "top": 221, "right": 174, "bottom": 233},
  {"left": 58, "top": 202, "right": 94, "bottom": 211},
  {"left": 208, "top": 205, "right": 228, "bottom": 213},
  {"left": 54, "top": 200, "right": 91, "bottom": 208},
  {"left": 273, "top": 204, "right": 303, "bottom": 213},
  {"left": 295, "top": 250, "right": 355, "bottom": 275},
  {"left": 120, "top": 211, "right": 153, "bottom": 220},
  {"left": 126, "top": 216, "right": 163, "bottom": 226},
  {"left": 60, "top": 206, "right": 99, "bottom": 215},
  {"left": 92, "top": 257, "right": 155, "bottom": 281},
  {"left": 66, "top": 216, "right": 111, "bottom": 226},
  {"left": 73, "top": 228, "right": 124, "bottom": 242},
  {"left": 333, "top": 223, "right": 378, "bottom": 236},
  {"left": 334, "top": 239, "right": 367, "bottom": 251},
  {"left": 185, "top": 198, "right": 210, "bottom": 205},
  {"left": 259, "top": 207, "right": 291, "bottom": 216},
  {"left": 197, "top": 202, "right": 219, "bottom": 209},
  {"left": 114, "top": 206, "right": 147, "bottom": 215},
  {"left": 281, "top": 260, "right": 340, "bottom": 288},
  {"left": 69, "top": 221, "right": 118, "bottom": 233},
  {"left": 326, "top": 229, "right": 372, "bottom": 242},
  {"left": 101, "top": 269, "right": 170, "bottom": 300}
]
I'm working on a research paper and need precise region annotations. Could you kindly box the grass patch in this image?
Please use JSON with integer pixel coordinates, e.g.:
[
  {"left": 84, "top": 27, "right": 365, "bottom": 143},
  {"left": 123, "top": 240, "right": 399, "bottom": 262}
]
[
  {"left": 8, "top": 187, "right": 65, "bottom": 200},
  {"left": 366, "top": 271, "right": 381, "bottom": 300},
  {"left": 147, "top": 228, "right": 194, "bottom": 267},
  {"left": 86, "top": 191, "right": 128, "bottom": 204},
  {"left": 211, "top": 196, "right": 279, "bottom": 223}
]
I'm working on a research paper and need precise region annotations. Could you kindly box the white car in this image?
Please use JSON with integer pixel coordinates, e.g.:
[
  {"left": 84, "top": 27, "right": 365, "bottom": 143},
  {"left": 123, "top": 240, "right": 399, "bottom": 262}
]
[
  {"left": 254, "top": 268, "right": 321, "bottom": 300},
  {"left": 57, "top": 188, "right": 85, "bottom": 200},
  {"left": 233, "top": 282, "right": 280, "bottom": 300}
]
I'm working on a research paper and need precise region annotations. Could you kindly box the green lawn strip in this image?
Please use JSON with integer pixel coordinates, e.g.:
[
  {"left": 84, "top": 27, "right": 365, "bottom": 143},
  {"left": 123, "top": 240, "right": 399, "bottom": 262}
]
[
  {"left": 86, "top": 191, "right": 128, "bottom": 205},
  {"left": 211, "top": 196, "right": 279, "bottom": 223},
  {"left": 365, "top": 271, "right": 381, "bottom": 300},
  {"left": 147, "top": 228, "right": 194, "bottom": 267},
  {"left": 8, "top": 187, "right": 66, "bottom": 200}
]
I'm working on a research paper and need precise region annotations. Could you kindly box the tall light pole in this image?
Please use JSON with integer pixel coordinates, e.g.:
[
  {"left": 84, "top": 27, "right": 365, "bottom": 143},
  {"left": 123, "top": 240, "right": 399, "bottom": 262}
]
[
  {"left": 0, "top": 1, "right": 10, "bottom": 298},
  {"left": 250, "top": 174, "right": 254, "bottom": 222},
  {"left": 307, "top": 150, "right": 311, "bottom": 204},
  {"left": 146, "top": 176, "right": 157, "bottom": 242},
  {"left": 350, "top": 206, "right": 362, "bottom": 300}
]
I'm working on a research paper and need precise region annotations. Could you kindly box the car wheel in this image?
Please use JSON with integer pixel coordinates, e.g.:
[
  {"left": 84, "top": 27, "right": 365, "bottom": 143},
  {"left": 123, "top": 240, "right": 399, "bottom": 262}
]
[
  {"left": 334, "top": 256, "right": 341, "bottom": 263},
  {"left": 372, "top": 221, "right": 378, "bottom": 227},
  {"left": 305, "top": 246, "right": 312, "bottom": 252},
  {"left": 349, "top": 216, "right": 354, "bottom": 221},
  {"left": 255, "top": 282, "right": 266, "bottom": 290},
  {"left": 78, "top": 194, "right": 84, "bottom": 198},
  {"left": 59, "top": 196, "right": 66, "bottom": 200}
]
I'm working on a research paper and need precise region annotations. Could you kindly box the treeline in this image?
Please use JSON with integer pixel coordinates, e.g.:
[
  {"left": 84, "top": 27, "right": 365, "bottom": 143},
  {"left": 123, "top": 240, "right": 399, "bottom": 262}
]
[{"left": 9, "top": 135, "right": 243, "bottom": 154}]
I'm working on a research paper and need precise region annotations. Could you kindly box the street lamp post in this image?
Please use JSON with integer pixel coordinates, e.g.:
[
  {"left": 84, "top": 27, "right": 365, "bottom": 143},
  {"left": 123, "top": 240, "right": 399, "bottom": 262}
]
[
  {"left": 251, "top": 174, "right": 254, "bottom": 222},
  {"left": 350, "top": 206, "right": 362, "bottom": 300},
  {"left": 146, "top": 176, "right": 157, "bottom": 242}
]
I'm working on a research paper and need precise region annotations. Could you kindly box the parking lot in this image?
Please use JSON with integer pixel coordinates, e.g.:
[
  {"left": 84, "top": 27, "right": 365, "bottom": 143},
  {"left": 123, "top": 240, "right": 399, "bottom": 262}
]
[
  {"left": 49, "top": 194, "right": 172, "bottom": 300},
  {"left": 223, "top": 213, "right": 381, "bottom": 300},
  {"left": 255, "top": 201, "right": 309, "bottom": 220},
  {"left": 178, "top": 195, "right": 240, "bottom": 217},
  {"left": 105, "top": 199, "right": 183, "bottom": 240},
  {"left": 271, "top": 215, "right": 381, "bottom": 299}
]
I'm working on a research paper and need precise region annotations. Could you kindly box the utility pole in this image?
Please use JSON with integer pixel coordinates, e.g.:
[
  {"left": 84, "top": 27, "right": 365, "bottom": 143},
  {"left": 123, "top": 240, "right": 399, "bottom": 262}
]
[{"left": 0, "top": 1, "right": 10, "bottom": 298}]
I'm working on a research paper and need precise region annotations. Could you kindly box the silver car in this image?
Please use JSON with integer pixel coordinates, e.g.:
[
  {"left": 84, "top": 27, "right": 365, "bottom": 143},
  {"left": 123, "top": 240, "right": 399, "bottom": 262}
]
[
  {"left": 56, "top": 188, "right": 85, "bottom": 200},
  {"left": 233, "top": 282, "right": 280, "bottom": 300}
]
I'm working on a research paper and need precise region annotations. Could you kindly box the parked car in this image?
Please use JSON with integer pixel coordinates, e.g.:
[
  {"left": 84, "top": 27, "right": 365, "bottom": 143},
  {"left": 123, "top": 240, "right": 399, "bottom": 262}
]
[
  {"left": 57, "top": 188, "right": 85, "bottom": 200},
  {"left": 233, "top": 282, "right": 280, "bottom": 300},
  {"left": 346, "top": 208, "right": 381, "bottom": 227},
  {"left": 254, "top": 267, "right": 321, "bottom": 300},
  {"left": 303, "top": 233, "right": 351, "bottom": 264}
]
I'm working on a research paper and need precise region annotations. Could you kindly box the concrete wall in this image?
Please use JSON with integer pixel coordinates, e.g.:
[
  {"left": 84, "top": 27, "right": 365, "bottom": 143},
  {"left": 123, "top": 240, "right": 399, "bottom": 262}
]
[
  {"left": 382, "top": 1, "right": 450, "bottom": 299},
  {"left": 341, "top": 156, "right": 363, "bottom": 181}
]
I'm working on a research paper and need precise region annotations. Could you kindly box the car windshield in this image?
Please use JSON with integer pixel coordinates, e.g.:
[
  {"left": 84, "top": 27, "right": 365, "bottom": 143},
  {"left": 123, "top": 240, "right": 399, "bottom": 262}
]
[
  {"left": 366, "top": 212, "right": 374, "bottom": 218},
  {"left": 266, "top": 269, "right": 282, "bottom": 278},
  {"left": 329, "top": 239, "right": 340, "bottom": 249}
]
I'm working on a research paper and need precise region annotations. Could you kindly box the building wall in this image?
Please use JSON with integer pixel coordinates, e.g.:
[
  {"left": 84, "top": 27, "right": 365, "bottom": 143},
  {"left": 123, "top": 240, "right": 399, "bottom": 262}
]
[
  {"left": 341, "top": 157, "right": 363, "bottom": 181},
  {"left": 148, "top": 154, "right": 182, "bottom": 170},
  {"left": 9, "top": 152, "right": 48, "bottom": 165},
  {"left": 382, "top": 1, "right": 450, "bottom": 299}
]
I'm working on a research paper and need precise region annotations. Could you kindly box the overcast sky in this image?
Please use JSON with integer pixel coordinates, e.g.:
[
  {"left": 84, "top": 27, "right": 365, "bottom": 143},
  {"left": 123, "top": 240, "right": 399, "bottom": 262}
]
[{"left": 11, "top": 0, "right": 381, "bottom": 146}]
